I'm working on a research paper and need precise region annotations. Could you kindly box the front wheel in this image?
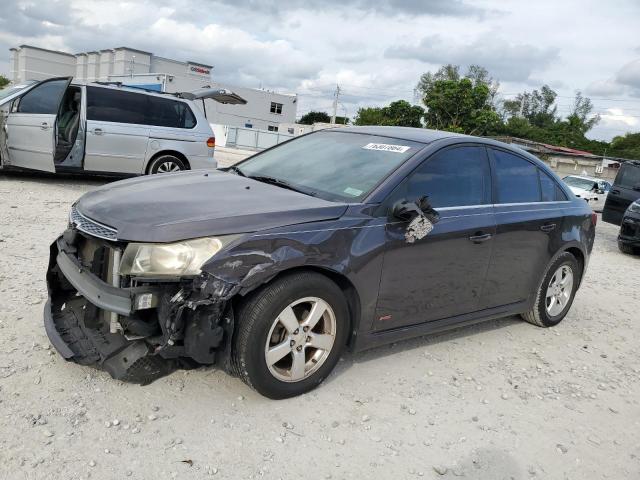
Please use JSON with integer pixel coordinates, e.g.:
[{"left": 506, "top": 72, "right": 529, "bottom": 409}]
[
  {"left": 232, "top": 272, "right": 349, "bottom": 399},
  {"left": 521, "top": 252, "right": 580, "bottom": 327}
]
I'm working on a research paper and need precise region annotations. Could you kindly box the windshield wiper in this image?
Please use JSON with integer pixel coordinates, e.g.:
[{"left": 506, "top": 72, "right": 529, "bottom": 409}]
[
  {"left": 226, "top": 165, "right": 246, "bottom": 177},
  {"left": 248, "top": 175, "right": 316, "bottom": 197}
]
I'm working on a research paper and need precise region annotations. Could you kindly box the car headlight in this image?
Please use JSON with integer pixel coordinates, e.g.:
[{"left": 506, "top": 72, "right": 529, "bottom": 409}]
[
  {"left": 119, "top": 236, "right": 237, "bottom": 277},
  {"left": 629, "top": 201, "right": 640, "bottom": 213}
]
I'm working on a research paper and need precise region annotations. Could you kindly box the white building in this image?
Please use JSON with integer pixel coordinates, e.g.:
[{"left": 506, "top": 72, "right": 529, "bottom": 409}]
[{"left": 8, "top": 44, "right": 297, "bottom": 131}]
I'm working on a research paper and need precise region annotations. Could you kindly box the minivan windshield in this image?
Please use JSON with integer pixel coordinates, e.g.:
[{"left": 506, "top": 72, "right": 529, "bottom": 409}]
[
  {"left": 0, "top": 80, "right": 37, "bottom": 100},
  {"left": 563, "top": 176, "right": 596, "bottom": 190},
  {"left": 235, "top": 130, "right": 423, "bottom": 202}
]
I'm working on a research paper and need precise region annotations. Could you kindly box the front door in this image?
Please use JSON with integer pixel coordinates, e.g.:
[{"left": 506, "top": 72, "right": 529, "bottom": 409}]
[
  {"left": 481, "top": 148, "right": 567, "bottom": 309},
  {"left": 374, "top": 145, "right": 496, "bottom": 331},
  {"left": 4, "top": 77, "right": 71, "bottom": 173}
]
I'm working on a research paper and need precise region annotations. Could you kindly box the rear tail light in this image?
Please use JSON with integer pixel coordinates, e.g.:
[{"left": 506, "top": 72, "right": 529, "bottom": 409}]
[
  {"left": 591, "top": 212, "right": 598, "bottom": 226},
  {"left": 206, "top": 137, "right": 215, "bottom": 148}
]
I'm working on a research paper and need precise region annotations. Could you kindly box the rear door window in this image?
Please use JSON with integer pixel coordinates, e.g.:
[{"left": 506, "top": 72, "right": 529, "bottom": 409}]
[
  {"left": 146, "top": 96, "right": 196, "bottom": 129},
  {"left": 16, "top": 79, "right": 68, "bottom": 114},
  {"left": 86, "top": 87, "right": 147, "bottom": 124},
  {"left": 492, "top": 149, "right": 540, "bottom": 203},
  {"left": 404, "top": 146, "right": 491, "bottom": 208}
]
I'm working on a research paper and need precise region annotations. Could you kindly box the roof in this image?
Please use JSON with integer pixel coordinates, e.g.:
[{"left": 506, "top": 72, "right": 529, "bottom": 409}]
[
  {"left": 541, "top": 143, "right": 595, "bottom": 156},
  {"left": 13, "top": 44, "right": 76, "bottom": 58},
  {"left": 336, "top": 126, "right": 466, "bottom": 143}
]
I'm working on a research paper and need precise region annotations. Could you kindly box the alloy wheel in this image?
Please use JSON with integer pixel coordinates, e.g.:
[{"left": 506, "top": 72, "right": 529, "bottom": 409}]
[
  {"left": 264, "top": 297, "right": 336, "bottom": 383},
  {"left": 545, "top": 265, "right": 574, "bottom": 317},
  {"left": 156, "top": 161, "right": 182, "bottom": 173}
]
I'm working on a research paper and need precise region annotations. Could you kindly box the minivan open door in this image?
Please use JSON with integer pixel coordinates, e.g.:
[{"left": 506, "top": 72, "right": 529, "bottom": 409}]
[
  {"left": 2, "top": 77, "right": 72, "bottom": 173},
  {"left": 175, "top": 87, "right": 247, "bottom": 104}
]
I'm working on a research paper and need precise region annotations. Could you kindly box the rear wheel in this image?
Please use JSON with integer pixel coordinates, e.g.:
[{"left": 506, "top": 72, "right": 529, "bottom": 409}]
[
  {"left": 147, "top": 154, "right": 187, "bottom": 174},
  {"left": 232, "top": 272, "right": 349, "bottom": 399},
  {"left": 521, "top": 252, "right": 580, "bottom": 327}
]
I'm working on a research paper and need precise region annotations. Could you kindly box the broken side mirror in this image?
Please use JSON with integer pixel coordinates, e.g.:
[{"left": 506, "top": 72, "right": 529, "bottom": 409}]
[
  {"left": 392, "top": 196, "right": 441, "bottom": 243},
  {"left": 392, "top": 196, "right": 440, "bottom": 223}
]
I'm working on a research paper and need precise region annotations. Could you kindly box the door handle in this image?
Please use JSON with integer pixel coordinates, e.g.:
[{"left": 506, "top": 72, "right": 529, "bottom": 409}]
[
  {"left": 92, "top": 128, "right": 104, "bottom": 135},
  {"left": 468, "top": 233, "right": 492, "bottom": 244},
  {"left": 611, "top": 189, "right": 620, "bottom": 194},
  {"left": 540, "top": 223, "right": 556, "bottom": 232},
  {"left": 40, "top": 122, "right": 49, "bottom": 130}
]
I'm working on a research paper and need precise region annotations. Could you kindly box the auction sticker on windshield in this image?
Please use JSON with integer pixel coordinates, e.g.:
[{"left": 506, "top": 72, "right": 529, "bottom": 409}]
[{"left": 362, "top": 143, "right": 411, "bottom": 153}]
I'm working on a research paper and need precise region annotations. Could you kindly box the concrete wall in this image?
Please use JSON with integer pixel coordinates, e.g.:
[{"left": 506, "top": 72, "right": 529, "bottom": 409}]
[
  {"left": 204, "top": 83, "right": 297, "bottom": 131},
  {"left": 9, "top": 46, "right": 76, "bottom": 82},
  {"left": 543, "top": 154, "right": 619, "bottom": 182}
]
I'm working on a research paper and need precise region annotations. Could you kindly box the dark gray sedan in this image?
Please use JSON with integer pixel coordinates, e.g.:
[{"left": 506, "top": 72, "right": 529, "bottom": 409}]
[{"left": 44, "top": 127, "right": 596, "bottom": 398}]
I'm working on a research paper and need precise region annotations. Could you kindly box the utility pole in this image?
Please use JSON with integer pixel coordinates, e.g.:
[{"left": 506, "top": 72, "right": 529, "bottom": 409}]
[{"left": 331, "top": 84, "right": 341, "bottom": 124}]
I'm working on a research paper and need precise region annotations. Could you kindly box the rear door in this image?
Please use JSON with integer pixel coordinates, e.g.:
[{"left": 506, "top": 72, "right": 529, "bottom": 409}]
[
  {"left": 481, "top": 148, "right": 568, "bottom": 309},
  {"left": 4, "top": 77, "right": 71, "bottom": 172},
  {"left": 602, "top": 163, "right": 640, "bottom": 225},
  {"left": 84, "top": 86, "right": 150, "bottom": 173}
]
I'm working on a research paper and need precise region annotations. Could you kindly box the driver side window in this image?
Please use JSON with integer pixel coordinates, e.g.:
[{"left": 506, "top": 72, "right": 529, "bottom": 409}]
[{"left": 404, "top": 145, "right": 492, "bottom": 208}]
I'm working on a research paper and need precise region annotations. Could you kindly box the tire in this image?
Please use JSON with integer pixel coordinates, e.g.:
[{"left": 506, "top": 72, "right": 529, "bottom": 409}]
[
  {"left": 232, "top": 272, "right": 349, "bottom": 399},
  {"left": 521, "top": 252, "right": 581, "bottom": 328},
  {"left": 618, "top": 241, "right": 637, "bottom": 255},
  {"left": 147, "top": 154, "right": 187, "bottom": 174}
]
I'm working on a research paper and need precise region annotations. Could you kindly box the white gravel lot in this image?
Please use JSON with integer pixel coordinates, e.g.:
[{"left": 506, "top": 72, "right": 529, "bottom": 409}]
[{"left": 1, "top": 171, "right": 639, "bottom": 480}]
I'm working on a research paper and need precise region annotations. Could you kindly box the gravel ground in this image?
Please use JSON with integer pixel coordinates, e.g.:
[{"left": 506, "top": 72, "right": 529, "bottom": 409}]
[{"left": 1, "top": 171, "right": 639, "bottom": 480}]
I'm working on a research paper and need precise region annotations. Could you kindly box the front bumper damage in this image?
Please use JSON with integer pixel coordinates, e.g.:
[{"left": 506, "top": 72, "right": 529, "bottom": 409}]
[{"left": 44, "top": 229, "right": 238, "bottom": 384}]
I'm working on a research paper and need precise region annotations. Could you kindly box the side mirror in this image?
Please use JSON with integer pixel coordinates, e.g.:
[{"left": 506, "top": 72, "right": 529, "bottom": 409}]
[{"left": 392, "top": 196, "right": 440, "bottom": 224}]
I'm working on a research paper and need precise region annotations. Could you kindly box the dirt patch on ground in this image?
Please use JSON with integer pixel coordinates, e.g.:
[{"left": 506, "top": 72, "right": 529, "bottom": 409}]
[{"left": 1, "top": 172, "right": 639, "bottom": 479}]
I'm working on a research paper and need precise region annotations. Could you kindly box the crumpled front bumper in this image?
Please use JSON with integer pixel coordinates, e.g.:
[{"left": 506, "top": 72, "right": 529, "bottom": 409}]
[{"left": 44, "top": 232, "right": 235, "bottom": 384}]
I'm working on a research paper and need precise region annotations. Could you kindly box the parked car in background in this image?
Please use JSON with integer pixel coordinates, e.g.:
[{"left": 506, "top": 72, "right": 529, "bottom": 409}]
[
  {"left": 603, "top": 161, "right": 640, "bottom": 225},
  {"left": 0, "top": 77, "right": 246, "bottom": 175},
  {"left": 617, "top": 199, "right": 640, "bottom": 254},
  {"left": 562, "top": 175, "right": 610, "bottom": 203},
  {"left": 44, "top": 127, "right": 596, "bottom": 399}
]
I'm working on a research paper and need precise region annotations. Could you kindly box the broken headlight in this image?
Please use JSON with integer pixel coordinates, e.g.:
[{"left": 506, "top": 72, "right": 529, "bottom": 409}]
[{"left": 119, "top": 236, "right": 236, "bottom": 277}]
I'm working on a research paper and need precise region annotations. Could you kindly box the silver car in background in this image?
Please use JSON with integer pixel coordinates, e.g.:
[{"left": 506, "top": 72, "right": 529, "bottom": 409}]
[{"left": 0, "top": 77, "right": 245, "bottom": 175}]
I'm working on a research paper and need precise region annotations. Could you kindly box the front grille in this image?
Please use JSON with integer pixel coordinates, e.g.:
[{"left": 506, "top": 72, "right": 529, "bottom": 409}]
[{"left": 70, "top": 206, "right": 118, "bottom": 241}]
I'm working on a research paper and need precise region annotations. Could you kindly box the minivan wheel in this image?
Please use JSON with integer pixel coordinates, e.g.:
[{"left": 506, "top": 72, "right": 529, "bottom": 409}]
[
  {"left": 232, "top": 272, "right": 349, "bottom": 399},
  {"left": 148, "top": 155, "right": 187, "bottom": 174},
  {"left": 521, "top": 252, "right": 580, "bottom": 327}
]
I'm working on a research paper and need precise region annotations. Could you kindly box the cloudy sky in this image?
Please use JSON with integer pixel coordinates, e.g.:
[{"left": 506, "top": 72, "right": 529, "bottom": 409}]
[{"left": 1, "top": 0, "right": 639, "bottom": 140}]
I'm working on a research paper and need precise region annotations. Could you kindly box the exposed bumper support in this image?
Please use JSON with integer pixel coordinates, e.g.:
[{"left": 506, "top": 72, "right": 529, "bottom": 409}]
[
  {"left": 55, "top": 238, "right": 159, "bottom": 316},
  {"left": 44, "top": 233, "right": 236, "bottom": 384}
]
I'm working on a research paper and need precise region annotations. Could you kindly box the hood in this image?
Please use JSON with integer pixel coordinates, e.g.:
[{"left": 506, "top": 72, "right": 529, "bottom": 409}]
[{"left": 75, "top": 170, "right": 348, "bottom": 242}]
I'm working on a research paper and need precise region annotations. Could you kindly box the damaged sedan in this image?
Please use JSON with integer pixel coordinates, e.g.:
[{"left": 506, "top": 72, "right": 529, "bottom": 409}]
[{"left": 45, "top": 127, "right": 596, "bottom": 398}]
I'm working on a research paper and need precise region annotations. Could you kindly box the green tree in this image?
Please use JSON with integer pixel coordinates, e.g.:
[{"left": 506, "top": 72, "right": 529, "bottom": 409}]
[
  {"left": 354, "top": 100, "right": 424, "bottom": 127},
  {"left": 502, "top": 85, "right": 558, "bottom": 128},
  {"left": 608, "top": 132, "right": 640, "bottom": 159},
  {"left": 417, "top": 65, "right": 501, "bottom": 135},
  {"left": 299, "top": 111, "right": 331, "bottom": 125},
  {"left": 0, "top": 75, "right": 10, "bottom": 89}
]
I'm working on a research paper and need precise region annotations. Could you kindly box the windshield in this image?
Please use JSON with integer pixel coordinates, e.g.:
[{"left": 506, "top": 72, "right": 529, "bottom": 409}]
[
  {"left": 0, "top": 81, "right": 37, "bottom": 100},
  {"left": 563, "top": 176, "right": 596, "bottom": 190},
  {"left": 236, "top": 130, "right": 423, "bottom": 202}
]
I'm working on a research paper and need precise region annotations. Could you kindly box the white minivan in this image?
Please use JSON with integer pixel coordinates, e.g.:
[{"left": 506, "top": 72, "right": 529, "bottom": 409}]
[{"left": 0, "top": 77, "right": 245, "bottom": 175}]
